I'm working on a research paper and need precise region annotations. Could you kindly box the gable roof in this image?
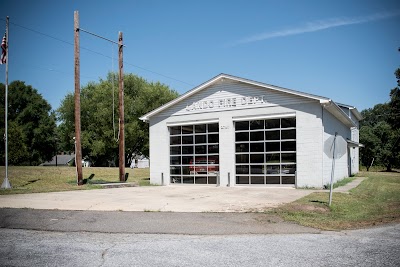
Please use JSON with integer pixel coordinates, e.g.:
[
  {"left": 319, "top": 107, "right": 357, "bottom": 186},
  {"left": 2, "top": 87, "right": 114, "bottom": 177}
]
[{"left": 140, "top": 73, "right": 359, "bottom": 127}]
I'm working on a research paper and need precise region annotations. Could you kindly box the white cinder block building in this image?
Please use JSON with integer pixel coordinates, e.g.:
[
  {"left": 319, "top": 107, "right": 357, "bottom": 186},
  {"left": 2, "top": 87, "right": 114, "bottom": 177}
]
[{"left": 140, "top": 74, "right": 362, "bottom": 188}]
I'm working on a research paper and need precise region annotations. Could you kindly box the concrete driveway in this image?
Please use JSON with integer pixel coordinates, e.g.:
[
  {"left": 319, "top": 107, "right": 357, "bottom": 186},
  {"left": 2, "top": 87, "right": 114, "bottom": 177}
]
[{"left": 0, "top": 185, "right": 318, "bottom": 212}]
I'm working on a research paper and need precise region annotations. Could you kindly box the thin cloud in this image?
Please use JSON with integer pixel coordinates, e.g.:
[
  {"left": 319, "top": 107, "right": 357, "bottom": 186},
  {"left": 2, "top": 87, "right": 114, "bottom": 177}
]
[{"left": 229, "top": 10, "right": 400, "bottom": 46}]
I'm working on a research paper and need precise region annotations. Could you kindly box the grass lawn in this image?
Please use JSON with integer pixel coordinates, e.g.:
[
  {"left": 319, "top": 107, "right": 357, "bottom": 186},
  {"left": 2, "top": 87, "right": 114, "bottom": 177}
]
[
  {"left": 270, "top": 171, "right": 400, "bottom": 230},
  {"left": 0, "top": 166, "right": 150, "bottom": 195}
]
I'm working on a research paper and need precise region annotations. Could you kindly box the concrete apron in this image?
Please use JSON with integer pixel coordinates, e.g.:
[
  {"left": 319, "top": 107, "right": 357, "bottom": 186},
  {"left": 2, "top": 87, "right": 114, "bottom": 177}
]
[{"left": 0, "top": 186, "right": 316, "bottom": 212}]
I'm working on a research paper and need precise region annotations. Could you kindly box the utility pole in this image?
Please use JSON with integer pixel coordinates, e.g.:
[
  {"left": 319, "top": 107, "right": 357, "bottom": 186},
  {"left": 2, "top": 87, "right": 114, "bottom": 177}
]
[
  {"left": 118, "top": 31, "right": 125, "bottom": 182},
  {"left": 74, "top": 11, "right": 83, "bottom": 185},
  {"left": 1, "top": 16, "right": 11, "bottom": 189}
]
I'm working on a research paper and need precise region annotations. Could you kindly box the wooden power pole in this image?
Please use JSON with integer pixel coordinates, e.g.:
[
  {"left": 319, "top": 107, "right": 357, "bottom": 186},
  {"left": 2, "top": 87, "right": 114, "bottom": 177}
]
[
  {"left": 74, "top": 11, "right": 83, "bottom": 185},
  {"left": 118, "top": 31, "right": 125, "bottom": 182}
]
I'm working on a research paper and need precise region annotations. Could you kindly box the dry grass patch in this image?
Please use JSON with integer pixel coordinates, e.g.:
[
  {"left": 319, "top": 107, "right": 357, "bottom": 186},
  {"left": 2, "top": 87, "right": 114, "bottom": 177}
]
[{"left": 0, "top": 166, "right": 150, "bottom": 195}]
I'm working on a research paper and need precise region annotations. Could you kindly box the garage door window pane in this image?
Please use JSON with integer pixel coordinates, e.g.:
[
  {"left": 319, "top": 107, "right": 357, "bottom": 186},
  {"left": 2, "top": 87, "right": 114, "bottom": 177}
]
[
  {"left": 250, "top": 120, "right": 264, "bottom": 130},
  {"left": 251, "top": 165, "right": 264, "bottom": 174},
  {"left": 236, "top": 165, "right": 249, "bottom": 174},
  {"left": 265, "top": 130, "right": 280, "bottom": 140},
  {"left": 182, "top": 156, "right": 194, "bottom": 164},
  {"left": 182, "top": 136, "right": 193, "bottom": 144},
  {"left": 182, "top": 166, "right": 191, "bottom": 175},
  {"left": 170, "top": 156, "right": 181, "bottom": 165},
  {"left": 281, "top": 141, "right": 296, "bottom": 151},
  {"left": 183, "top": 176, "right": 194, "bottom": 184},
  {"left": 281, "top": 153, "right": 296, "bottom": 163},
  {"left": 281, "top": 118, "right": 296, "bottom": 128},
  {"left": 182, "top": 125, "right": 193, "bottom": 134},
  {"left": 281, "top": 164, "right": 296, "bottom": 174},
  {"left": 208, "top": 123, "right": 219, "bottom": 133},
  {"left": 236, "top": 143, "right": 249, "bottom": 152},
  {"left": 251, "top": 131, "right": 264, "bottom": 141},
  {"left": 250, "top": 143, "right": 264, "bottom": 152},
  {"left": 236, "top": 132, "right": 249, "bottom": 142},
  {"left": 266, "top": 153, "right": 280, "bottom": 163},
  {"left": 170, "top": 166, "right": 181, "bottom": 175},
  {"left": 208, "top": 144, "right": 219, "bottom": 154},
  {"left": 282, "top": 176, "right": 295, "bottom": 184},
  {"left": 195, "top": 145, "right": 207, "bottom": 154},
  {"left": 195, "top": 124, "right": 206, "bottom": 133},
  {"left": 171, "top": 176, "right": 182, "bottom": 184},
  {"left": 250, "top": 154, "right": 264, "bottom": 163},
  {"left": 195, "top": 135, "right": 206, "bottom": 144},
  {"left": 251, "top": 176, "right": 265, "bottom": 184},
  {"left": 236, "top": 121, "right": 249, "bottom": 131},
  {"left": 195, "top": 176, "right": 207, "bottom": 184},
  {"left": 236, "top": 154, "right": 249, "bottom": 163},
  {"left": 266, "top": 165, "right": 280, "bottom": 174},
  {"left": 236, "top": 176, "right": 249, "bottom": 184},
  {"left": 170, "top": 126, "right": 181, "bottom": 135},
  {"left": 182, "top": 146, "right": 194, "bottom": 154},
  {"left": 265, "top": 142, "right": 280, "bottom": 152},
  {"left": 208, "top": 134, "right": 219, "bottom": 143},
  {"left": 208, "top": 176, "right": 217, "bottom": 184},
  {"left": 266, "top": 176, "right": 280, "bottom": 184},
  {"left": 170, "top": 146, "right": 181, "bottom": 155},
  {"left": 265, "top": 119, "right": 280, "bottom": 129},
  {"left": 170, "top": 136, "right": 181, "bottom": 145},
  {"left": 281, "top": 129, "right": 296, "bottom": 140}
]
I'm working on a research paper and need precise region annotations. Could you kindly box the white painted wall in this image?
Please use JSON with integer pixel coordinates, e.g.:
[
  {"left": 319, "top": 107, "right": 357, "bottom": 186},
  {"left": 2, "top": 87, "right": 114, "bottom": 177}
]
[{"left": 322, "top": 107, "right": 352, "bottom": 186}]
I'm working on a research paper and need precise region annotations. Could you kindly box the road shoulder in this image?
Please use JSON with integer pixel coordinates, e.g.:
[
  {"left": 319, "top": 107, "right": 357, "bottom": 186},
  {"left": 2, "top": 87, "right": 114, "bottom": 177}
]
[{"left": 0, "top": 208, "right": 320, "bottom": 235}]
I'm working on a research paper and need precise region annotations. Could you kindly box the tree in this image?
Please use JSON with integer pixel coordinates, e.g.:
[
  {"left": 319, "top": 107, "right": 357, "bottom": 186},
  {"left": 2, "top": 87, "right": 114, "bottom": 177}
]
[
  {"left": 359, "top": 125, "right": 379, "bottom": 171},
  {"left": 0, "top": 81, "right": 57, "bottom": 165},
  {"left": 359, "top": 51, "right": 400, "bottom": 171},
  {"left": 57, "top": 73, "right": 179, "bottom": 166}
]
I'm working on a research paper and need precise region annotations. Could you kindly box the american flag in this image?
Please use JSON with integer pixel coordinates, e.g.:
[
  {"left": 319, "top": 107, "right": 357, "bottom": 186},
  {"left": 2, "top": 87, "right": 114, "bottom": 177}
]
[{"left": 1, "top": 33, "right": 6, "bottom": 64}]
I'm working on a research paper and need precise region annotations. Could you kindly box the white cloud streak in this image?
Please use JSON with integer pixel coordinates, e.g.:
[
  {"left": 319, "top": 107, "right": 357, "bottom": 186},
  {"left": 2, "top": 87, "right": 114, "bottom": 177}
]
[{"left": 230, "top": 10, "right": 400, "bottom": 46}]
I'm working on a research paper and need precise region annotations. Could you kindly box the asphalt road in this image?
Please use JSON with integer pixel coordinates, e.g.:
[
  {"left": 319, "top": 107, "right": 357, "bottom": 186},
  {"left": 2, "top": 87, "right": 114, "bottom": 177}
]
[
  {"left": 0, "top": 209, "right": 399, "bottom": 266},
  {"left": 0, "top": 224, "right": 399, "bottom": 267}
]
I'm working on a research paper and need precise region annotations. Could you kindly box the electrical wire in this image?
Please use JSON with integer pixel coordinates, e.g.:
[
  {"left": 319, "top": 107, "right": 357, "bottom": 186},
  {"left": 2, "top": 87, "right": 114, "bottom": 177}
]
[{"left": 1, "top": 18, "right": 194, "bottom": 88}]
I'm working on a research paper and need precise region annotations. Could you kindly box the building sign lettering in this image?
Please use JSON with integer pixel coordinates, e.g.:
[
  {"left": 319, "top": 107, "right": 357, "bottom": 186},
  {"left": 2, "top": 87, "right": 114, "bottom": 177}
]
[{"left": 186, "top": 95, "right": 266, "bottom": 111}]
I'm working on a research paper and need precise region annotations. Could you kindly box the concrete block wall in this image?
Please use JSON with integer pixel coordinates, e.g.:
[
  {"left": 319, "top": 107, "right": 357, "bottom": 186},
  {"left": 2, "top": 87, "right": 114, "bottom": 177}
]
[
  {"left": 294, "top": 104, "right": 324, "bottom": 188},
  {"left": 322, "top": 108, "right": 352, "bottom": 185}
]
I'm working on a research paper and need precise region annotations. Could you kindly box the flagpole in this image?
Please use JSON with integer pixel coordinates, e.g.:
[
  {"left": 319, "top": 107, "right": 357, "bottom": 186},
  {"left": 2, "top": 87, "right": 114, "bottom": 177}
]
[{"left": 1, "top": 16, "right": 11, "bottom": 189}]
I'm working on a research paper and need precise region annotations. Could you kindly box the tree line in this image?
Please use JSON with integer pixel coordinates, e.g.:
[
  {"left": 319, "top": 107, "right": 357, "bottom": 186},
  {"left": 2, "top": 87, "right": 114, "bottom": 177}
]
[{"left": 359, "top": 65, "right": 400, "bottom": 171}]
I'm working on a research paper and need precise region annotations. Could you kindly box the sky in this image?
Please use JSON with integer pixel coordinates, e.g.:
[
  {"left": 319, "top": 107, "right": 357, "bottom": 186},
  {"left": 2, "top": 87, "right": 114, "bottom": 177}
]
[{"left": 1, "top": 0, "right": 399, "bottom": 113}]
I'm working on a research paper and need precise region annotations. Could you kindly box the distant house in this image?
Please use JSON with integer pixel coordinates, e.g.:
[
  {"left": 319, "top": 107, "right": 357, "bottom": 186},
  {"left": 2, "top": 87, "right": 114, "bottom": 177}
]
[
  {"left": 130, "top": 154, "right": 150, "bottom": 168},
  {"left": 41, "top": 154, "right": 75, "bottom": 166}
]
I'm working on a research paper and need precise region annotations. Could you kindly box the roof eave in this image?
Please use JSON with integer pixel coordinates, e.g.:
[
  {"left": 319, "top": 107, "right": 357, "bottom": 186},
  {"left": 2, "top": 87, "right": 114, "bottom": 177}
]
[{"left": 322, "top": 100, "right": 357, "bottom": 128}]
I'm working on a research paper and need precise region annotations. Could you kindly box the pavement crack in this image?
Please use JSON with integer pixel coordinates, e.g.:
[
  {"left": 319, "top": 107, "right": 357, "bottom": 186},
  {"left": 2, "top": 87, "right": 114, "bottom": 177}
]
[{"left": 99, "top": 244, "right": 116, "bottom": 267}]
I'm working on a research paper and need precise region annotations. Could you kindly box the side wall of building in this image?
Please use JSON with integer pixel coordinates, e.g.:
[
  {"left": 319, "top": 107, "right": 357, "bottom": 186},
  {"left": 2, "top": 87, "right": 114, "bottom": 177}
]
[{"left": 322, "top": 107, "right": 352, "bottom": 185}]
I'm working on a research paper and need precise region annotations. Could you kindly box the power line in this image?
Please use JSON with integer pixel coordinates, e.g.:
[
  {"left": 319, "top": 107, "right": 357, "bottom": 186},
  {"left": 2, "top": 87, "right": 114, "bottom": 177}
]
[
  {"left": 3, "top": 19, "right": 74, "bottom": 46},
  {"left": 19, "top": 63, "right": 97, "bottom": 80},
  {"left": 0, "top": 18, "right": 194, "bottom": 88}
]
